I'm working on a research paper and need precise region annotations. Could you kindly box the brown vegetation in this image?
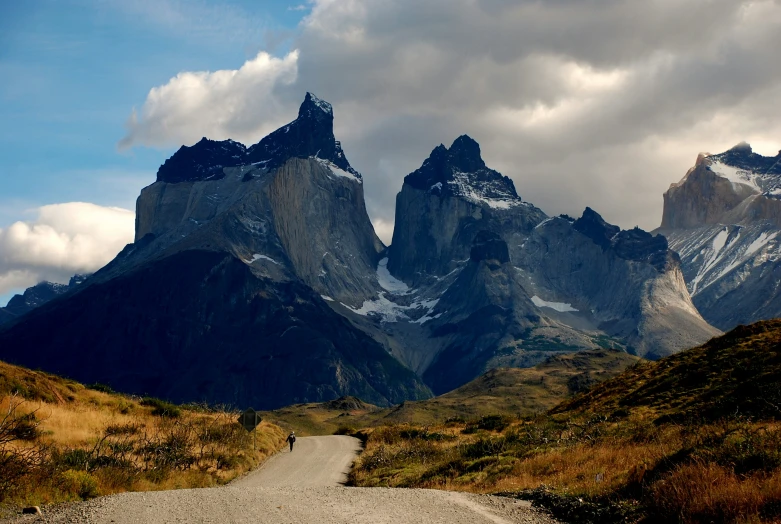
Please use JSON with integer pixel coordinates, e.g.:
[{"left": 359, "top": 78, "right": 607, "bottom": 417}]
[
  {"left": 348, "top": 321, "right": 781, "bottom": 523},
  {"left": 0, "top": 361, "right": 285, "bottom": 508}
]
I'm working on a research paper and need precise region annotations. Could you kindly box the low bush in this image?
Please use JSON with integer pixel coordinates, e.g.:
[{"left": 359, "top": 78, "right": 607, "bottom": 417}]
[
  {"left": 59, "top": 470, "right": 100, "bottom": 500},
  {"left": 141, "top": 397, "right": 181, "bottom": 418},
  {"left": 87, "top": 383, "right": 115, "bottom": 394}
]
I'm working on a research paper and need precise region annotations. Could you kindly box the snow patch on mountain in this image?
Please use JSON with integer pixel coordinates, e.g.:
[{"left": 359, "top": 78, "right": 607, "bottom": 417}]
[
  {"left": 690, "top": 228, "right": 734, "bottom": 295},
  {"left": 376, "top": 257, "right": 410, "bottom": 294},
  {"left": 745, "top": 231, "right": 777, "bottom": 257},
  {"left": 343, "top": 290, "right": 441, "bottom": 324},
  {"left": 708, "top": 161, "right": 761, "bottom": 192},
  {"left": 449, "top": 171, "right": 522, "bottom": 209},
  {"left": 668, "top": 224, "right": 781, "bottom": 299},
  {"left": 244, "top": 254, "right": 280, "bottom": 265},
  {"left": 315, "top": 157, "right": 362, "bottom": 183},
  {"left": 343, "top": 292, "right": 411, "bottom": 322},
  {"left": 531, "top": 295, "right": 579, "bottom": 312}
]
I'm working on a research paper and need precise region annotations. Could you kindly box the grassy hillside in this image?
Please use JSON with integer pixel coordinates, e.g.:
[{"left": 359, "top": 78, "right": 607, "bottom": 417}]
[
  {"left": 0, "top": 361, "right": 285, "bottom": 509},
  {"left": 264, "top": 349, "right": 639, "bottom": 434},
  {"left": 348, "top": 321, "right": 781, "bottom": 524},
  {"left": 554, "top": 320, "right": 781, "bottom": 422},
  {"left": 378, "top": 349, "right": 640, "bottom": 425}
]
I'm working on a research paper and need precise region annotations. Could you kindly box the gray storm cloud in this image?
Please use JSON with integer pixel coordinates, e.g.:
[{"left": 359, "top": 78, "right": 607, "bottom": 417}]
[{"left": 119, "top": 0, "right": 781, "bottom": 241}]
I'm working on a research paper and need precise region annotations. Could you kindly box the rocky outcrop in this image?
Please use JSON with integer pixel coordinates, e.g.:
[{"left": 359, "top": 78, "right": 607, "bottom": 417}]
[
  {"left": 0, "top": 275, "right": 89, "bottom": 326},
  {"left": 156, "top": 139, "right": 246, "bottom": 184},
  {"left": 657, "top": 144, "right": 781, "bottom": 329}
]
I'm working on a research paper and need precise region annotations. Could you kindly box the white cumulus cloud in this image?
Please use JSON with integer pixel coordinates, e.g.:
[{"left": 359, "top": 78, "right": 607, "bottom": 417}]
[
  {"left": 0, "top": 203, "right": 135, "bottom": 296},
  {"left": 118, "top": 50, "right": 300, "bottom": 150}
]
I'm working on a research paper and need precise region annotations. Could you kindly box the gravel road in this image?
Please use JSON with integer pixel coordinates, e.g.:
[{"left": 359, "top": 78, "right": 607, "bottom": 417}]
[{"left": 6, "top": 436, "right": 559, "bottom": 524}]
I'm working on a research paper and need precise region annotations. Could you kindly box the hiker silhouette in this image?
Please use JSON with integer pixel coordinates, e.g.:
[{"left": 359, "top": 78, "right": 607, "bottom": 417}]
[{"left": 287, "top": 431, "right": 296, "bottom": 451}]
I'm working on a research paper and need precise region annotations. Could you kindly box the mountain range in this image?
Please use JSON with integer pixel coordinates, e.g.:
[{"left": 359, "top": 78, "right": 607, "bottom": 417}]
[
  {"left": 657, "top": 143, "right": 781, "bottom": 329},
  {"left": 0, "top": 274, "right": 88, "bottom": 326},
  {"left": 0, "top": 92, "right": 763, "bottom": 409}
]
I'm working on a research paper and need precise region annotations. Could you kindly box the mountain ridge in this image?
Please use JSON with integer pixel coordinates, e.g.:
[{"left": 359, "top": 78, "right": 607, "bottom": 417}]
[{"left": 0, "top": 93, "right": 720, "bottom": 409}]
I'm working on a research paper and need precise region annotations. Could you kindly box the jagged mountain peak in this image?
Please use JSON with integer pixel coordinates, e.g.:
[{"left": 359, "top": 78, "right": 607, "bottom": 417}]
[
  {"left": 157, "top": 138, "right": 247, "bottom": 184},
  {"left": 448, "top": 135, "right": 487, "bottom": 172},
  {"left": 707, "top": 143, "right": 781, "bottom": 180},
  {"left": 404, "top": 135, "right": 520, "bottom": 209},
  {"left": 573, "top": 207, "right": 620, "bottom": 250},
  {"left": 0, "top": 273, "right": 92, "bottom": 325},
  {"left": 300, "top": 92, "right": 333, "bottom": 117},
  {"left": 574, "top": 208, "right": 670, "bottom": 271},
  {"left": 245, "top": 92, "right": 358, "bottom": 177},
  {"left": 155, "top": 93, "right": 360, "bottom": 184},
  {"left": 729, "top": 141, "right": 752, "bottom": 153}
]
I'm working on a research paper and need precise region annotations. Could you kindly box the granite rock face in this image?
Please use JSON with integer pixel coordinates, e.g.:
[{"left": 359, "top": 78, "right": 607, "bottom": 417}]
[
  {"left": 657, "top": 144, "right": 781, "bottom": 329},
  {"left": 388, "top": 137, "right": 542, "bottom": 285},
  {"left": 379, "top": 138, "right": 717, "bottom": 393}
]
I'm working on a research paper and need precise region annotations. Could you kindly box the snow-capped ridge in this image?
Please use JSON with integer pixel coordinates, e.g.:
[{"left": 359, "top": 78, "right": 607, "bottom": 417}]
[
  {"left": 404, "top": 135, "right": 521, "bottom": 208},
  {"left": 302, "top": 92, "right": 333, "bottom": 116}
]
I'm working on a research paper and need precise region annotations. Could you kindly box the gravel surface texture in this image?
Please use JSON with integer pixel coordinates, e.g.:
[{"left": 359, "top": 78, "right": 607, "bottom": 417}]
[{"left": 3, "top": 436, "right": 559, "bottom": 524}]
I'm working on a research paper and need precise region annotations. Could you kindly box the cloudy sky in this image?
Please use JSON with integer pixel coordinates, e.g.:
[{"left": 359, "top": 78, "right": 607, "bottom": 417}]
[{"left": 1, "top": 0, "right": 780, "bottom": 304}]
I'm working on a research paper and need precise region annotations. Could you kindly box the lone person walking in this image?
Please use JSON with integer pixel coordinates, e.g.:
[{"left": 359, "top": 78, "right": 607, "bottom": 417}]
[{"left": 286, "top": 431, "right": 296, "bottom": 452}]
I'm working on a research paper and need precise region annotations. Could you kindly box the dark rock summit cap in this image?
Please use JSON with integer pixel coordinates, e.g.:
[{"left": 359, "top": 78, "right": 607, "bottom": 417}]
[
  {"left": 155, "top": 93, "right": 360, "bottom": 184},
  {"left": 710, "top": 142, "right": 781, "bottom": 176},
  {"left": 574, "top": 207, "right": 671, "bottom": 271},
  {"left": 156, "top": 138, "right": 247, "bottom": 184},
  {"left": 404, "top": 135, "right": 519, "bottom": 203},
  {"left": 246, "top": 91, "right": 357, "bottom": 176}
]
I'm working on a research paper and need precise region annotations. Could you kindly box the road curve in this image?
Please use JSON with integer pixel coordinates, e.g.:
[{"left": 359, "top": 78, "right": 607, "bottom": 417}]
[
  {"left": 8, "top": 436, "right": 559, "bottom": 524},
  {"left": 232, "top": 435, "right": 361, "bottom": 488}
]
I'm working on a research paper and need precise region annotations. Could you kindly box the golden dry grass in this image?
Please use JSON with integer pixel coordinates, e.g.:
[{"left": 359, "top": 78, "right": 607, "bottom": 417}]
[
  {"left": 0, "top": 360, "right": 286, "bottom": 507},
  {"left": 348, "top": 414, "right": 781, "bottom": 523}
]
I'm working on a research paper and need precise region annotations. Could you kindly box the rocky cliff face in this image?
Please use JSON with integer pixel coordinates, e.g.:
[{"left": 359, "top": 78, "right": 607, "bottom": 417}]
[
  {"left": 130, "top": 93, "right": 382, "bottom": 307},
  {"left": 657, "top": 143, "right": 781, "bottom": 329},
  {"left": 0, "top": 251, "right": 429, "bottom": 408},
  {"left": 373, "top": 138, "right": 717, "bottom": 393},
  {"left": 388, "top": 135, "right": 542, "bottom": 284}
]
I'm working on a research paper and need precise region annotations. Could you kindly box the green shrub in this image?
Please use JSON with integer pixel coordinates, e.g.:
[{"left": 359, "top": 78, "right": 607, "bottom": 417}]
[
  {"left": 463, "top": 415, "right": 511, "bottom": 433},
  {"left": 87, "top": 383, "right": 115, "bottom": 394},
  {"left": 60, "top": 470, "right": 100, "bottom": 499},
  {"left": 141, "top": 397, "right": 181, "bottom": 418}
]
